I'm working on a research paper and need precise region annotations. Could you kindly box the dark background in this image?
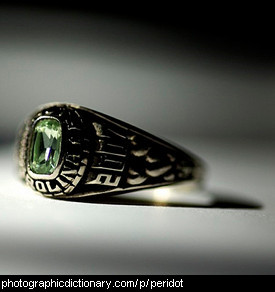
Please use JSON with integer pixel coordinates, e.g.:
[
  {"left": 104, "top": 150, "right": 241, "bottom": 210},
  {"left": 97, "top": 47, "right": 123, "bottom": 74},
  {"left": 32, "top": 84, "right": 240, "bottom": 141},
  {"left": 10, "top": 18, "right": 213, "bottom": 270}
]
[
  {"left": 1, "top": 2, "right": 275, "bottom": 275},
  {"left": 0, "top": 1, "right": 274, "bottom": 144}
]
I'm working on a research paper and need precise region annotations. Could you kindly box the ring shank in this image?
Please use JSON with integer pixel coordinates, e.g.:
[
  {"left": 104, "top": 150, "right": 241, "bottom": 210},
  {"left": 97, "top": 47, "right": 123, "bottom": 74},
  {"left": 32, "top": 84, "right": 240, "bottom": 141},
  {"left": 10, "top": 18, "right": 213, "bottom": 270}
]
[{"left": 72, "top": 105, "right": 204, "bottom": 197}]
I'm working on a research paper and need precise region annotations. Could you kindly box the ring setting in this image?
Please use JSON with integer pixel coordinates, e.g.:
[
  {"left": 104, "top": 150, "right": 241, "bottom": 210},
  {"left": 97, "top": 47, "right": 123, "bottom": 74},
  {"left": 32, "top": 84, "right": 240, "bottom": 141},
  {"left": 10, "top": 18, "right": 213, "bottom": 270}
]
[{"left": 17, "top": 103, "right": 204, "bottom": 199}]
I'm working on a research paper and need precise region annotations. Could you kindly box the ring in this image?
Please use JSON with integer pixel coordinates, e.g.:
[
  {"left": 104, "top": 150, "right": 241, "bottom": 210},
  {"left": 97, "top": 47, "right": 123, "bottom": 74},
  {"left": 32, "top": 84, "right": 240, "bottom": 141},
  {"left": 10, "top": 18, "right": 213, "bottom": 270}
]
[{"left": 16, "top": 103, "right": 204, "bottom": 199}]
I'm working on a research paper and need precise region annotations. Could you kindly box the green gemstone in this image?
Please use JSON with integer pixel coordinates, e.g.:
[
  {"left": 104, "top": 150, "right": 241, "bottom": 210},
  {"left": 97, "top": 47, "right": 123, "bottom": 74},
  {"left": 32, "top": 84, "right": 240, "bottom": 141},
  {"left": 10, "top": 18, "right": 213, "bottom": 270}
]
[{"left": 30, "top": 119, "right": 62, "bottom": 174}]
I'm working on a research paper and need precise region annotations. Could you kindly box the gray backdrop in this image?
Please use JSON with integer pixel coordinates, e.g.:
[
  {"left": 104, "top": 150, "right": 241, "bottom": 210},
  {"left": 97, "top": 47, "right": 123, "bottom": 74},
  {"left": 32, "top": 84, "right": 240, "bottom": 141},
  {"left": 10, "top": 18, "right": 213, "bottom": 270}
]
[
  {"left": 1, "top": 6, "right": 275, "bottom": 275},
  {"left": 1, "top": 7, "right": 275, "bottom": 143}
]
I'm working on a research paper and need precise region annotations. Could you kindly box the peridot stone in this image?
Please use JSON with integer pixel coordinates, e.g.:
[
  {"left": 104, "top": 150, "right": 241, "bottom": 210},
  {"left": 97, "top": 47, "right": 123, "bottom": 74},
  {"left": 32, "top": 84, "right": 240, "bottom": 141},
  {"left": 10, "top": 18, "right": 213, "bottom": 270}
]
[{"left": 30, "top": 119, "right": 62, "bottom": 174}]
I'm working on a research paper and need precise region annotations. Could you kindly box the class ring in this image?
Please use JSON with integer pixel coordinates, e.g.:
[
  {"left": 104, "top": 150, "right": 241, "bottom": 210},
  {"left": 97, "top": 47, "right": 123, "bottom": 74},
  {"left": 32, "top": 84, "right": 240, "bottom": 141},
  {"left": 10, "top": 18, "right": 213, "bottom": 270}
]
[{"left": 16, "top": 103, "right": 204, "bottom": 199}]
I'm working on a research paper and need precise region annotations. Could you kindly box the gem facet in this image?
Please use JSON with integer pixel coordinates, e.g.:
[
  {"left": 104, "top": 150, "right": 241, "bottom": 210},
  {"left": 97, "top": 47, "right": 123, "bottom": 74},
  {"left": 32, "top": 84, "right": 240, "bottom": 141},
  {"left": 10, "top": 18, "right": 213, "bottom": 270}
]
[{"left": 30, "top": 119, "right": 62, "bottom": 174}]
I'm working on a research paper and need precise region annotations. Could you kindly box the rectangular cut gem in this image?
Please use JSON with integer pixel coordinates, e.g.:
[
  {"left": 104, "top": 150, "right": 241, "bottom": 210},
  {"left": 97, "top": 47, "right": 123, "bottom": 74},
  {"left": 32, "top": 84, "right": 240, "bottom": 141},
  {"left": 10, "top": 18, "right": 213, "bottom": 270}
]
[{"left": 30, "top": 119, "right": 62, "bottom": 174}]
